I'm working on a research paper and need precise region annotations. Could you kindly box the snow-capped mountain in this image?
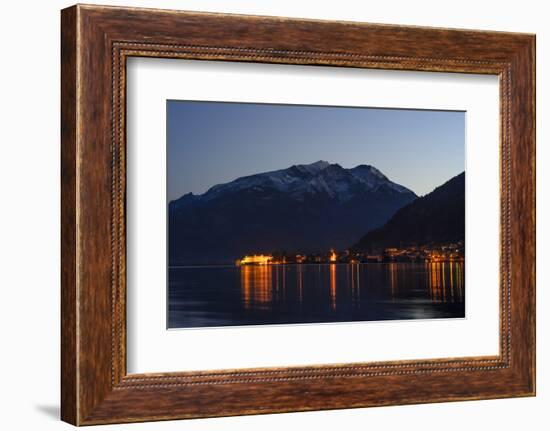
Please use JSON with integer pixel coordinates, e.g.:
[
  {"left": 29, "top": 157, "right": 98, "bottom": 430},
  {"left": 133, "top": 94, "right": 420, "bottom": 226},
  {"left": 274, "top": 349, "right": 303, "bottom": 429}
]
[
  {"left": 169, "top": 161, "right": 417, "bottom": 264},
  {"left": 173, "top": 161, "right": 413, "bottom": 207}
]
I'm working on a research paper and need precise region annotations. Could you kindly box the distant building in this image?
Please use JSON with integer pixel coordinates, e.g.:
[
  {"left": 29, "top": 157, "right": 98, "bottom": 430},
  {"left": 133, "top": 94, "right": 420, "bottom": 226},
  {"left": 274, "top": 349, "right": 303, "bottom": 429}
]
[{"left": 238, "top": 255, "right": 273, "bottom": 266}]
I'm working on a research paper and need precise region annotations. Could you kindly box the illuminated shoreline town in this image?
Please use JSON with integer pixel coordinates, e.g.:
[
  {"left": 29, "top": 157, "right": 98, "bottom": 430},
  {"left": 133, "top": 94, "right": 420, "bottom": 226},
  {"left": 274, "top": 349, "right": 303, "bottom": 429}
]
[{"left": 236, "top": 242, "right": 464, "bottom": 266}]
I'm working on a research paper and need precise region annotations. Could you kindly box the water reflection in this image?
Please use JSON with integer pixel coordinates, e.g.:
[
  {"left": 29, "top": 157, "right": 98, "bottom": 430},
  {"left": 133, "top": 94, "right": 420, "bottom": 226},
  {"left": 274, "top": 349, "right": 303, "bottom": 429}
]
[
  {"left": 169, "top": 262, "right": 465, "bottom": 328},
  {"left": 240, "top": 262, "right": 464, "bottom": 311},
  {"left": 240, "top": 265, "right": 272, "bottom": 310},
  {"left": 427, "top": 261, "right": 464, "bottom": 303},
  {"left": 297, "top": 264, "right": 303, "bottom": 305},
  {"left": 349, "top": 263, "right": 360, "bottom": 307},
  {"left": 388, "top": 262, "right": 397, "bottom": 300},
  {"left": 329, "top": 263, "right": 337, "bottom": 310}
]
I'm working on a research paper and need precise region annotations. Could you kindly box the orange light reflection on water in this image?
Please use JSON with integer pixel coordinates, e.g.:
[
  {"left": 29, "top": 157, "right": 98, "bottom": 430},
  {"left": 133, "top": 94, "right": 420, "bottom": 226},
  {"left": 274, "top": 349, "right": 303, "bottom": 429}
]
[
  {"left": 240, "top": 265, "right": 273, "bottom": 310},
  {"left": 239, "top": 261, "right": 464, "bottom": 311},
  {"left": 427, "top": 261, "right": 464, "bottom": 303},
  {"left": 388, "top": 262, "right": 397, "bottom": 300},
  {"left": 329, "top": 263, "right": 337, "bottom": 310}
]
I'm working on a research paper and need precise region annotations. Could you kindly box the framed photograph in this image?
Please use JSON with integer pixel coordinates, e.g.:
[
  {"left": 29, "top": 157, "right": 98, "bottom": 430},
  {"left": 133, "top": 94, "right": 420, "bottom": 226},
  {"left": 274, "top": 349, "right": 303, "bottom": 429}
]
[
  {"left": 61, "top": 4, "right": 535, "bottom": 425},
  {"left": 165, "top": 101, "right": 465, "bottom": 330}
]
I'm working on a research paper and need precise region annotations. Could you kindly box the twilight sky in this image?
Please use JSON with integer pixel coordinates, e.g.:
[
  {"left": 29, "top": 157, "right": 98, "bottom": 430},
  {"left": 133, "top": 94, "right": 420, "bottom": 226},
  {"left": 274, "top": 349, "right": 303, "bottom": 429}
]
[{"left": 167, "top": 100, "right": 465, "bottom": 201}]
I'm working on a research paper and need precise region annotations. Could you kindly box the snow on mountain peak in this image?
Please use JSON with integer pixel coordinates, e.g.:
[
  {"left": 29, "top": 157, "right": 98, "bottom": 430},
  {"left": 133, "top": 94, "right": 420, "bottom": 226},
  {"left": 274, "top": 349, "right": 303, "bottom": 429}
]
[
  {"left": 294, "top": 160, "right": 330, "bottom": 175},
  {"left": 308, "top": 160, "right": 330, "bottom": 169},
  {"left": 186, "top": 161, "right": 415, "bottom": 204},
  {"left": 351, "top": 164, "right": 387, "bottom": 180}
]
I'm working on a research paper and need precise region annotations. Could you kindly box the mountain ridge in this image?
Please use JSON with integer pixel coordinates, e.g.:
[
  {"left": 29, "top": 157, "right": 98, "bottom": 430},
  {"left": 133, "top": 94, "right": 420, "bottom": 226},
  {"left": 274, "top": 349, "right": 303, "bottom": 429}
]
[
  {"left": 171, "top": 160, "right": 415, "bottom": 207},
  {"left": 352, "top": 171, "right": 465, "bottom": 252},
  {"left": 169, "top": 161, "right": 418, "bottom": 265}
]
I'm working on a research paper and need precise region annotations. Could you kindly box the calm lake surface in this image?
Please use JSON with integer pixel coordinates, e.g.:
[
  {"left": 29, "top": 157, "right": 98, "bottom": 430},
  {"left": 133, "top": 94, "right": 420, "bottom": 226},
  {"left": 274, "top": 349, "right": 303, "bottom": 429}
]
[{"left": 168, "top": 262, "right": 464, "bottom": 328}]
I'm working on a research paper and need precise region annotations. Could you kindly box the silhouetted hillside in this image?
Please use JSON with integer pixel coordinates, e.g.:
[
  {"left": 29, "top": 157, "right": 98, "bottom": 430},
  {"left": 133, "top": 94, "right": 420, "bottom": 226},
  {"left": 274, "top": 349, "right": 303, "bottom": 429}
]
[{"left": 353, "top": 172, "right": 465, "bottom": 252}]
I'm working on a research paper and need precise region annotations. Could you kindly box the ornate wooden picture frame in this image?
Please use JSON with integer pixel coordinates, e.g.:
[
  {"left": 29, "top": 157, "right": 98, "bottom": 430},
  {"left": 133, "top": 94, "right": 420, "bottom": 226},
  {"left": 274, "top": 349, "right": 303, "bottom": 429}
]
[{"left": 61, "top": 4, "right": 535, "bottom": 425}]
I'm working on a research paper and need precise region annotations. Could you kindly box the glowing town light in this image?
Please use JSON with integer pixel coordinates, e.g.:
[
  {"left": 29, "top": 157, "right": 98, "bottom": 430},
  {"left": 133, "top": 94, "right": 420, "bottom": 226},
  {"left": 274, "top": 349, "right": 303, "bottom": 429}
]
[{"left": 239, "top": 255, "right": 273, "bottom": 266}]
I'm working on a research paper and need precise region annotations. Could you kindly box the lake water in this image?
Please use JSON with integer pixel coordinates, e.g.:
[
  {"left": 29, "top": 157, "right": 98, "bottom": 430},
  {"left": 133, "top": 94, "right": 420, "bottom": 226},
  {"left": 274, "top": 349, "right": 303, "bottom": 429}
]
[{"left": 168, "top": 262, "right": 464, "bottom": 329}]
